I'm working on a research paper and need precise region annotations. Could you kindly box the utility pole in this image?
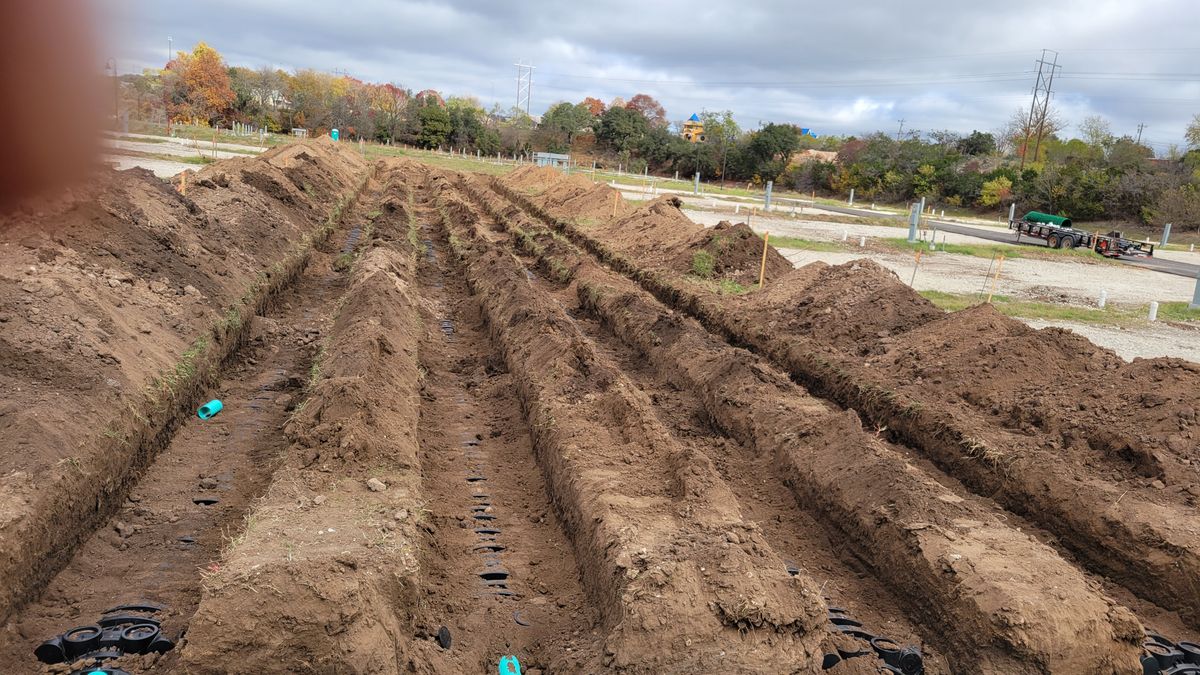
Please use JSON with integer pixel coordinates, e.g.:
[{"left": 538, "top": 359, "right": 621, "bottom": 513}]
[
  {"left": 1136, "top": 123, "right": 1146, "bottom": 145},
  {"left": 896, "top": 119, "right": 905, "bottom": 140},
  {"left": 1020, "top": 49, "right": 1061, "bottom": 169},
  {"left": 514, "top": 60, "right": 534, "bottom": 116},
  {"left": 167, "top": 36, "right": 172, "bottom": 62}
]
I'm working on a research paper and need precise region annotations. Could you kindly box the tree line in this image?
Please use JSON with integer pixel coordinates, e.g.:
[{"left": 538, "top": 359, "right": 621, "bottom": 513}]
[{"left": 119, "top": 42, "right": 1200, "bottom": 228}]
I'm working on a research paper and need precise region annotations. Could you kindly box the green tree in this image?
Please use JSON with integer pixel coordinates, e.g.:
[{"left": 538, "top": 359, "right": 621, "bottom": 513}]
[
  {"left": 980, "top": 176, "right": 1013, "bottom": 207},
  {"left": 539, "top": 101, "right": 594, "bottom": 150},
  {"left": 595, "top": 105, "right": 649, "bottom": 153},
  {"left": 700, "top": 110, "right": 740, "bottom": 183},
  {"left": 955, "top": 131, "right": 996, "bottom": 156},
  {"left": 417, "top": 102, "right": 451, "bottom": 148}
]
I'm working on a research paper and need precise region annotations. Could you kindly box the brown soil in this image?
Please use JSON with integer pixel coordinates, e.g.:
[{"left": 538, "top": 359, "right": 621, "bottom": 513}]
[
  {"left": 484, "top": 189, "right": 1143, "bottom": 672},
  {"left": 5, "top": 148, "right": 1199, "bottom": 674},
  {"left": 0, "top": 139, "right": 366, "bottom": 629},
  {"left": 180, "top": 166, "right": 426, "bottom": 673},
  {"left": 670, "top": 220, "right": 792, "bottom": 286},
  {"left": 749, "top": 258, "right": 945, "bottom": 355},
  {"left": 492, "top": 164, "right": 1200, "bottom": 667},
  {"left": 500, "top": 165, "right": 626, "bottom": 223}
]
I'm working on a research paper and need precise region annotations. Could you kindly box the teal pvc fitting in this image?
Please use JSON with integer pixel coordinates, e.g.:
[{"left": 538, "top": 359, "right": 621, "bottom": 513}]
[
  {"left": 197, "top": 399, "right": 223, "bottom": 419},
  {"left": 499, "top": 655, "right": 521, "bottom": 675}
]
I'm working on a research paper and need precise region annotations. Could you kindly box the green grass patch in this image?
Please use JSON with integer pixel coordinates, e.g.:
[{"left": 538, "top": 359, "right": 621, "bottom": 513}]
[
  {"left": 718, "top": 279, "right": 749, "bottom": 294},
  {"left": 883, "top": 237, "right": 1113, "bottom": 263},
  {"left": 109, "top": 149, "right": 216, "bottom": 165},
  {"left": 769, "top": 235, "right": 845, "bottom": 252},
  {"left": 691, "top": 250, "right": 715, "bottom": 278},
  {"left": 919, "top": 290, "right": 1200, "bottom": 326}
]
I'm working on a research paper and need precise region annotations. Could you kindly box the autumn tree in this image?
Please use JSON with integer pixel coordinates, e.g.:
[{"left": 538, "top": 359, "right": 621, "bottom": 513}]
[
  {"left": 626, "top": 93, "right": 667, "bottom": 128},
  {"left": 175, "top": 42, "right": 235, "bottom": 124},
  {"left": 1186, "top": 113, "right": 1200, "bottom": 150},
  {"left": 368, "top": 83, "right": 409, "bottom": 142},
  {"left": 580, "top": 96, "right": 606, "bottom": 116}
]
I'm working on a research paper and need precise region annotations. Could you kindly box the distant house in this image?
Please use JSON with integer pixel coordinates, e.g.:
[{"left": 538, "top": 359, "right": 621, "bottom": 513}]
[
  {"left": 681, "top": 113, "right": 705, "bottom": 143},
  {"left": 534, "top": 151, "right": 570, "bottom": 169}
]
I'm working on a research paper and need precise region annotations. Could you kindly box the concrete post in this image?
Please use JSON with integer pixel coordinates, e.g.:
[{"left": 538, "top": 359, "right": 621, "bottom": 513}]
[
  {"left": 1098, "top": 290, "right": 1107, "bottom": 309},
  {"left": 1008, "top": 203, "right": 1016, "bottom": 225},
  {"left": 1148, "top": 301, "right": 1159, "bottom": 322},
  {"left": 694, "top": 172, "right": 700, "bottom": 195},
  {"left": 765, "top": 181, "right": 774, "bottom": 211},
  {"left": 859, "top": 236, "right": 866, "bottom": 247},
  {"left": 907, "top": 203, "right": 919, "bottom": 243},
  {"left": 848, "top": 188, "right": 855, "bottom": 206},
  {"left": 1161, "top": 223, "right": 1172, "bottom": 247}
]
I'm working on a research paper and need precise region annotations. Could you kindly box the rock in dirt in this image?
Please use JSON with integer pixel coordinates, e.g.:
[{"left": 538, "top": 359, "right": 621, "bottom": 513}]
[
  {"left": 199, "top": 477, "right": 218, "bottom": 489},
  {"left": 113, "top": 520, "right": 135, "bottom": 538},
  {"left": 366, "top": 477, "right": 387, "bottom": 492}
]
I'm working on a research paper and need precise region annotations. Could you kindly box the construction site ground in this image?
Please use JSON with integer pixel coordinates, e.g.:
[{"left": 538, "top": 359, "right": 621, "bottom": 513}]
[{"left": 1, "top": 145, "right": 1198, "bottom": 674}]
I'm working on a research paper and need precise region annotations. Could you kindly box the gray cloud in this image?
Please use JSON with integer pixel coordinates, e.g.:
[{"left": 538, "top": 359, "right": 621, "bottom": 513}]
[{"left": 95, "top": 0, "right": 1200, "bottom": 150}]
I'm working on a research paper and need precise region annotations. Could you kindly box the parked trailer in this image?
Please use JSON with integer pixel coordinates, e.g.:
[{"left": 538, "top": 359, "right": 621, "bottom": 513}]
[{"left": 1009, "top": 211, "right": 1155, "bottom": 258}]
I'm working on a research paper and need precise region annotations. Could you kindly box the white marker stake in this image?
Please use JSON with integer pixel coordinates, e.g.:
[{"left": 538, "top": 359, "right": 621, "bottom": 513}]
[
  {"left": 1148, "top": 301, "right": 1159, "bottom": 322},
  {"left": 1098, "top": 290, "right": 1107, "bottom": 309}
]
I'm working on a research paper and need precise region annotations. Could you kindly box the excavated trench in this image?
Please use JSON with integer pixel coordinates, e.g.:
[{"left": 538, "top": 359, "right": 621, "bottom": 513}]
[
  {"left": 7, "top": 149, "right": 1200, "bottom": 674},
  {"left": 0, "top": 168, "right": 382, "bottom": 674}
]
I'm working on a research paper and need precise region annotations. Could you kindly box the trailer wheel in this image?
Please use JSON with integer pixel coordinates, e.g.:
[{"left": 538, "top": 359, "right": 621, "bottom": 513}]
[
  {"left": 1048, "top": 234, "right": 1060, "bottom": 248},
  {"left": 1059, "top": 236, "right": 1074, "bottom": 249}
]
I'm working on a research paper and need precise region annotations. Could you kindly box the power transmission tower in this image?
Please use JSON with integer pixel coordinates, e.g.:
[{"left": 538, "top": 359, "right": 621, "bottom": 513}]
[
  {"left": 896, "top": 119, "right": 905, "bottom": 140},
  {"left": 514, "top": 60, "right": 534, "bottom": 116},
  {"left": 1136, "top": 123, "right": 1146, "bottom": 144},
  {"left": 1020, "top": 49, "right": 1061, "bottom": 169}
]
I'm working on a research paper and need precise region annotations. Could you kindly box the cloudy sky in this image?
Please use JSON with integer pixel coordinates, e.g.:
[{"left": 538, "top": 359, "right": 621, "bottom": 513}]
[{"left": 95, "top": 0, "right": 1199, "bottom": 151}]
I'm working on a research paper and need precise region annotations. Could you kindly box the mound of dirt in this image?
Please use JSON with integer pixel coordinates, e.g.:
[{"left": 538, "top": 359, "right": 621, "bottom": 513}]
[
  {"left": 873, "top": 303, "right": 1200, "bottom": 485},
  {"left": 748, "top": 258, "right": 943, "bottom": 355},
  {"left": 671, "top": 220, "right": 792, "bottom": 286},
  {"left": 500, "top": 165, "right": 625, "bottom": 223},
  {"left": 590, "top": 195, "right": 701, "bottom": 265}
]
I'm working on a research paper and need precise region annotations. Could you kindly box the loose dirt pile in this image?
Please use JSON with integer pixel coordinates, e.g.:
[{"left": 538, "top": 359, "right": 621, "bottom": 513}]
[
  {"left": 0, "top": 138, "right": 365, "bottom": 624},
  {"left": 500, "top": 165, "right": 623, "bottom": 223},
  {"left": 669, "top": 220, "right": 792, "bottom": 286},
  {"left": 749, "top": 258, "right": 946, "bottom": 355},
  {"left": 874, "top": 303, "right": 1200, "bottom": 486}
]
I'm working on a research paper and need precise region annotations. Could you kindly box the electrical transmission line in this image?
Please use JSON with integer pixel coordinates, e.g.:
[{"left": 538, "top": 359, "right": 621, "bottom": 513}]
[
  {"left": 514, "top": 60, "right": 534, "bottom": 115},
  {"left": 1020, "top": 49, "right": 1061, "bottom": 169}
]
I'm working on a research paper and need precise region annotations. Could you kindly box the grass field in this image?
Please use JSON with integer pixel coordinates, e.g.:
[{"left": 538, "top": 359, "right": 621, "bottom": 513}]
[{"left": 920, "top": 290, "right": 1200, "bottom": 326}]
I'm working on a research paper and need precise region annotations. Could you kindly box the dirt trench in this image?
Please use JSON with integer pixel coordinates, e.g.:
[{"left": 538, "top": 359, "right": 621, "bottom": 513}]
[
  {"left": 431, "top": 173, "right": 849, "bottom": 673},
  {"left": 404, "top": 168, "right": 597, "bottom": 671},
  {"left": 464, "top": 176, "right": 1159, "bottom": 673},
  {"left": 492, "top": 174, "right": 1200, "bottom": 639},
  {"left": 0, "top": 160, "right": 387, "bottom": 673}
]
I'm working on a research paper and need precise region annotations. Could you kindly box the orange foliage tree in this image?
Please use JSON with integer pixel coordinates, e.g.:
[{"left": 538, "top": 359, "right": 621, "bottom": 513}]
[{"left": 164, "top": 42, "right": 235, "bottom": 125}]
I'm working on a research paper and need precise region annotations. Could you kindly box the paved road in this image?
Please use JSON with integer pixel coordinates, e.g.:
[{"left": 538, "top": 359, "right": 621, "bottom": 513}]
[{"left": 819, "top": 204, "right": 1200, "bottom": 280}]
